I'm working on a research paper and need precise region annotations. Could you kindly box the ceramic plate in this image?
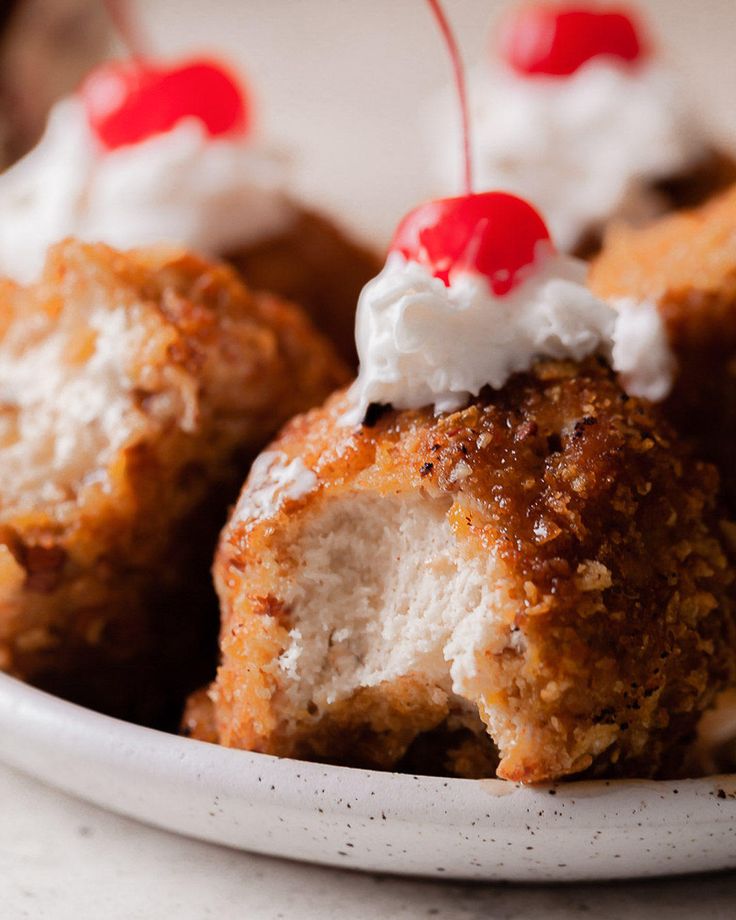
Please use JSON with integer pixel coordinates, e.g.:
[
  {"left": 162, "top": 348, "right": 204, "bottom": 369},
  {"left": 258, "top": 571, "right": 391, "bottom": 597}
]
[{"left": 1, "top": 672, "right": 735, "bottom": 882}]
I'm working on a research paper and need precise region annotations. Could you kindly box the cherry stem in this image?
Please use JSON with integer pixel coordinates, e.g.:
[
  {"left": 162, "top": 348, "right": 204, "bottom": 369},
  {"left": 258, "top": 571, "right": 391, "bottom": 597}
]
[
  {"left": 104, "top": 0, "right": 150, "bottom": 61},
  {"left": 425, "top": 0, "right": 473, "bottom": 195}
]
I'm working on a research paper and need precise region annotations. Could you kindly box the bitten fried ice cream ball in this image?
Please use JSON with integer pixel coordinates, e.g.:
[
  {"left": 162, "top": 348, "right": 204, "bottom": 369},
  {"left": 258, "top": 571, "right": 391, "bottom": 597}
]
[
  {"left": 590, "top": 183, "right": 736, "bottom": 509},
  {"left": 197, "top": 361, "right": 735, "bottom": 782},
  {"left": 187, "top": 193, "right": 736, "bottom": 782},
  {"left": 0, "top": 239, "right": 347, "bottom": 722}
]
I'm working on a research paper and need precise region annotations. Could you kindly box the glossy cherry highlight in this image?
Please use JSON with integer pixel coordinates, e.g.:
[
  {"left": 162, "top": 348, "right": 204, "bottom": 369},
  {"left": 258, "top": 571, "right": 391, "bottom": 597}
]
[
  {"left": 390, "top": 192, "right": 552, "bottom": 296},
  {"left": 500, "top": 5, "right": 648, "bottom": 78},
  {"left": 81, "top": 58, "right": 248, "bottom": 150}
]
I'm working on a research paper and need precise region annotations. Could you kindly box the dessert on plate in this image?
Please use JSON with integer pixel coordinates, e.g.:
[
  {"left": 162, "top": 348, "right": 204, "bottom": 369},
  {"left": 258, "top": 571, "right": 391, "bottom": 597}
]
[
  {"left": 0, "top": 52, "right": 379, "bottom": 364},
  {"left": 0, "top": 240, "right": 346, "bottom": 723},
  {"left": 590, "top": 184, "right": 736, "bottom": 509},
  {"left": 185, "top": 192, "right": 736, "bottom": 783},
  {"left": 434, "top": 2, "right": 736, "bottom": 257}
]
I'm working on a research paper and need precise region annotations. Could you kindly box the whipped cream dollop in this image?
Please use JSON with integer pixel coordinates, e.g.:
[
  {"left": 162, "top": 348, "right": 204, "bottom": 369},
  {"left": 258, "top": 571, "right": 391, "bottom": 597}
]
[
  {"left": 0, "top": 98, "right": 296, "bottom": 284},
  {"left": 345, "top": 250, "right": 674, "bottom": 423},
  {"left": 437, "top": 60, "right": 706, "bottom": 251}
]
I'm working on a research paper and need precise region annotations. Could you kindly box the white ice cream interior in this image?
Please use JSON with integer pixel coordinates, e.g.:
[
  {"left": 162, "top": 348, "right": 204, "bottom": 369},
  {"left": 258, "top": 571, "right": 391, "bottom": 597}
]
[
  {"left": 273, "top": 493, "right": 519, "bottom": 729},
  {"left": 0, "top": 276, "right": 195, "bottom": 514}
]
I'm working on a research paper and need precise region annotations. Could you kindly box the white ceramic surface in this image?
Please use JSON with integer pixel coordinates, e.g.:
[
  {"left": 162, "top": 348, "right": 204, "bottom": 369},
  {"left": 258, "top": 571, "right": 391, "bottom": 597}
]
[{"left": 1, "top": 673, "right": 735, "bottom": 883}]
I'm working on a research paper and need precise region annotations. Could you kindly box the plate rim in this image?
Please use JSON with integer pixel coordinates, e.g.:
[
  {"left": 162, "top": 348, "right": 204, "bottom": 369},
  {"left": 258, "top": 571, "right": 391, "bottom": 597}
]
[
  {"left": 2, "top": 670, "right": 735, "bottom": 805},
  {"left": 2, "top": 671, "right": 736, "bottom": 882}
]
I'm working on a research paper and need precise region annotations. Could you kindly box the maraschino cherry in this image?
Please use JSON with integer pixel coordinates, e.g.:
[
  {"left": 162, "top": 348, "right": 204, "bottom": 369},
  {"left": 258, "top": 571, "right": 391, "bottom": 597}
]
[
  {"left": 80, "top": 1, "right": 248, "bottom": 150},
  {"left": 81, "top": 59, "right": 248, "bottom": 150},
  {"left": 391, "top": 193, "right": 550, "bottom": 295},
  {"left": 391, "top": 1, "right": 553, "bottom": 297},
  {"left": 500, "top": 4, "right": 648, "bottom": 78}
]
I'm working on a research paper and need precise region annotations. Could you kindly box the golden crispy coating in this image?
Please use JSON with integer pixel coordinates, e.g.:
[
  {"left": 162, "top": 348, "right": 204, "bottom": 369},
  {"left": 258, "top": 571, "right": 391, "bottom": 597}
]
[
  {"left": 0, "top": 239, "right": 348, "bottom": 723},
  {"left": 181, "top": 687, "right": 219, "bottom": 744},
  {"left": 574, "top": 149, "right": 736, "bottom": 259},
  {"left": 590, "top": 183, "right": 736, "bottom": 507},
  {"left": 200, "top": 359, "right": 736, "bottom": 782},
  {"left": 227, "top": 206, "right": 382, "bottom": 368}
]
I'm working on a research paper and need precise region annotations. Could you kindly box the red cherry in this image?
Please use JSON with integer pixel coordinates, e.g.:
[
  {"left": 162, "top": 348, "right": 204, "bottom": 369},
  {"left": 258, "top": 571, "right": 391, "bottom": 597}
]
[
  {"left": 81, "top": 58, "right": 248, "bottom": 151},
  {"left": 500, "top": 5, "right": 648, "bottom": 78},
  {"left": 390, "top": 192, "right": 552, "bottom": 296}
]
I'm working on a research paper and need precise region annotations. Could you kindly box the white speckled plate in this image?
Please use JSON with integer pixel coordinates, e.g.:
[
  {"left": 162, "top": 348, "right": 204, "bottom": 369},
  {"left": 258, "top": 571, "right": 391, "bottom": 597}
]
[{"left": 0, "top": 672, "right": 735, "bottom": 882}]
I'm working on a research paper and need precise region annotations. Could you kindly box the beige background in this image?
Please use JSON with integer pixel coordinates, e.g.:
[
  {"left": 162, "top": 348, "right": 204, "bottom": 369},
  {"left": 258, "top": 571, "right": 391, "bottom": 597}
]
[{"left": 140, "top": 0, "right": 736, "bottom": 244}]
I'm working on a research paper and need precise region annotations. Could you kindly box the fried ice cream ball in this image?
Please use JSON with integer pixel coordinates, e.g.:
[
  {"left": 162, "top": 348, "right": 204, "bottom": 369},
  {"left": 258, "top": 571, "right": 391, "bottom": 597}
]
[
  {"left": 194, "top": 358, "right": 736, "bottom": 783},
  {"left": 227, "top": 207, "right": 382, "bottom": 368},
  {"left": 590, "top": 184, "right": 736, "bottom": 507},
  {"left": 0, "top": 239, "right": 347, "bottom": 722}
]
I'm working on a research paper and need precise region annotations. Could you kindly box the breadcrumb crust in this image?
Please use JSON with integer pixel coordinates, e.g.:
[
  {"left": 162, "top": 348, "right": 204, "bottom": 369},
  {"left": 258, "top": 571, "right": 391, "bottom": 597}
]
[
  {"left": 228, "top": 206, "right": 382, "bottom": 367},
  {"left": 591, "top": 183, "right": 736, "bottom": 508},
  {"left": 0, "top": 239, "right": 348, "bottom": 721},
  {"left": 197, "top": 358, "right": 736, "bottom": 782}
]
